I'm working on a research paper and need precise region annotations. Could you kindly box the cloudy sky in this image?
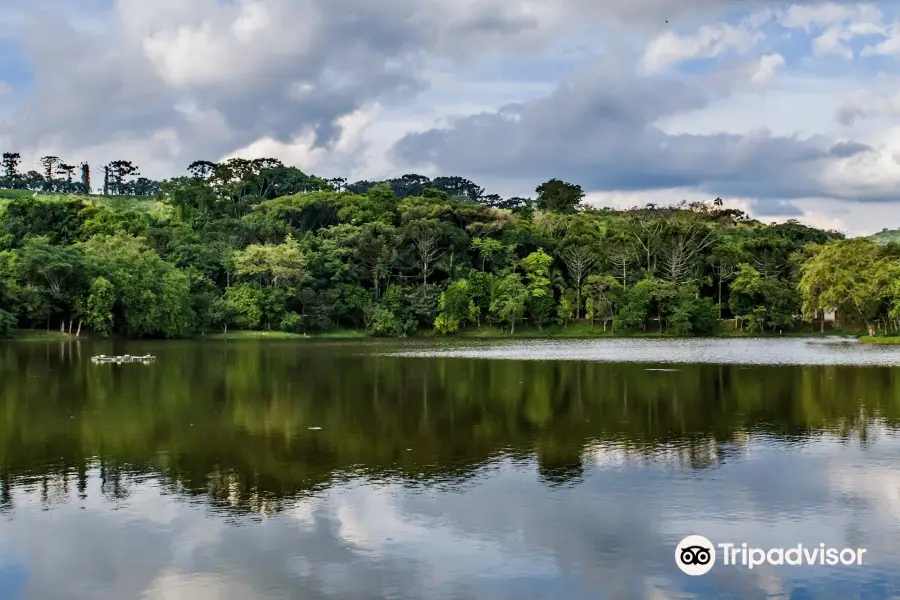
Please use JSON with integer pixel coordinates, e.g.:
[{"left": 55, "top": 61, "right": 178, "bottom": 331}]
[{"left": 2, "top": 1, "right": 900, "bottom": 235}]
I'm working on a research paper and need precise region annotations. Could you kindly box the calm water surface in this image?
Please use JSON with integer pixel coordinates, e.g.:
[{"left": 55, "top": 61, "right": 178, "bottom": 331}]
[{"left": 2, "top": 337, "right": 900, "bottom": 600}]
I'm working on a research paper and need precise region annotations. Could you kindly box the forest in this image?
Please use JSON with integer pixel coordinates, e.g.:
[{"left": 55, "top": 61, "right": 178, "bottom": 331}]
[{"left": 1, "top": 150, "right": 899, "bottom": 339}]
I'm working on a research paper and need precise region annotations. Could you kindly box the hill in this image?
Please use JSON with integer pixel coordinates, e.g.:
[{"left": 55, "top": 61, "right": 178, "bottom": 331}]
[
  {"left": 868, "top": 228, "right": 900, "bottom": 245},
  {"left": 0, "top": 189, "right": 169, "bottom": 218},
  {"left": 0, "top": 170, "right": 877, "bottom": 342}
]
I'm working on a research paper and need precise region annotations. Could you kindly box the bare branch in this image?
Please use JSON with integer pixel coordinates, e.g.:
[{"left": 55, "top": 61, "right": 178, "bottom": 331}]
[{"left": 660, "top": 221, "right": 719, "bottom": 284}]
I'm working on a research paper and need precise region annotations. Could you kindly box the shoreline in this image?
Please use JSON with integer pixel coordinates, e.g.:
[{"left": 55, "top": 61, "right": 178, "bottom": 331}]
[
  {"left": 856, "top": 336, "right": 900, "bottom": 345},
  {"left": 1, "top": 325, "right": 876, "bottom": 342}
]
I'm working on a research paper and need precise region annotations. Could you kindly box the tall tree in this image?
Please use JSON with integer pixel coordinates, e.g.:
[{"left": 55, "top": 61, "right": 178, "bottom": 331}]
[
  {"left": 562, "top": 245, "right": 596, "bottom": 319},
  {"left": 59, "top": 164, "right": 77, "bottom": 193},
  {"left": 80, "top": 162, "right": 91, "bottom": 194},
  {"left": 407, "top": 220, "right": 446, "bottom": 286},
  {"left": 39, "top": 156, "right": 60, "bottom": 182},
  {"left": 522, "top": 248, "right": 554, "bottom": 329},
  {"left": 1, "top": 152, "right": 22, "bottom": 188},
  {"left": 106, "top": 160, "right": 140, "bottom": 195},
  {"left": 39, "top": 156, "right": 60, "bottom": 191},
  {"left": 535, "top": 179, "right": 584, "bottom": 214},
  {"left": 187, "top": 160, "right": 217, "bottom": 179}
]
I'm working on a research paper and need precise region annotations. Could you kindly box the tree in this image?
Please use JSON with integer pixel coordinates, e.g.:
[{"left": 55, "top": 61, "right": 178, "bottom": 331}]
[
  {"left": 798, "top": 238, "right": 896, "bottom": 333},
  {"left": 17, "top": 236, "right": 85, "bottom": 331},
  {"left": 59, "top": 164, "right": 77, "bottom": 193},
  {"left": 76, "top": 277, "right": 115, "bottom": 336},
  {"left": 584, "top": 274, "right": 621, "bottom": 330},
  {"left": 535, "top": 179, "right": 584, "bottom": 214},
  {"left": 407, "top": 220, "right": 446, "bottom": 286},
  {"left": 626, "top": 213, "right": 665, "bottom": 276},
  {"left": 353, "top": 223, "right": 399, "bottom": 300},
  {"left": 471, "top": 237, "right": 503, "bottom": 272},
  {"left": 467, "top": 269, "right": 493, "bottom": 326},
  {"left": 729, "top": 264, "right": 761, "bottom": 331},
  {"left": 1, "top": 152, "right": 21, "bottom": 188},
  {"left": 39, "top": 156, "right": 60, "bottom": 186},
  {"left": 78, "top": 233, "right": 193, "bottom": 337},
  {"left": 615, "top": 279, "right": 652, "bottom": 331},
  {"left": 80, "top": 162, "right": 91, "bottom": 195},
  {"left": 328, "top": 177, "right": 347, "bottom": 192},
  {"left": 187, "top": 160, "right": 217, "bottom": 179},
  {"left": 522, "top": 248, "right": 554, "bottom": 329},
  {"left": 221, "top": 284, "right": 264, "bottom": 330},
  {"left": 557, "top": 288, "right": 576, "bottom": 327},
  {"left": 233, "top": 234, "right": 306, "bottom": 289},
  {"left": 106, "top": 160, "right": 140, "bottom": 195},
  {"left": 562, "top": 245, "right": 595, "bottom": 318},
  {"left": 208, "top": 295, "right": 236, "bottom": 334},
  {"left": 659, "top": 217, "right": 719, "bottom": 284},
  {"left": 0, "top": 153, "right": 869, "bottom": 340},
  {"left": 490, "top": 273, "right": 526, "bottom": 333},
  {"left": 434, "top": 279, "right": 477, "bottom": 334},
  {"left": 710, "top": 240, "right": 743, "bottom": 319}
]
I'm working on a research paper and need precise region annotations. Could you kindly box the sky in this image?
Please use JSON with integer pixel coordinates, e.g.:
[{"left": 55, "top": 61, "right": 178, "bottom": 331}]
[{"left": 1, "top": 1, "right": 900, "bottom": 235}]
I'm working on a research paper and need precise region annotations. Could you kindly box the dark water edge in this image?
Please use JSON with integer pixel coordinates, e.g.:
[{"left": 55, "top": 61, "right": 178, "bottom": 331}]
[{"left": 3, "top": 338, "right": 900, "bottom": 599}]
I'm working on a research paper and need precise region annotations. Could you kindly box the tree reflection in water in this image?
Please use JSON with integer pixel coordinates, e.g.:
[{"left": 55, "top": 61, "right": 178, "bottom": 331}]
[{"left": 1, "top": 339, "right": 896, "bottom": 516}]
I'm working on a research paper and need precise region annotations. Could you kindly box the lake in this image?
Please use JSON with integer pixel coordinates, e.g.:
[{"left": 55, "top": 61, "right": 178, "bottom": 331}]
[{"left": 2, "top": 337, "right": 900, "bottom": 599}]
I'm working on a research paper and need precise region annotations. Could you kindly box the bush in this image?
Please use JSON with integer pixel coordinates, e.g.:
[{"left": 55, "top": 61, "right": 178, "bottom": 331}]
[
  {"left": 0, "top": 309, "right": 15, "bottom": 336},
  {"left": 279, "top": 311, "right": 302, "bottom": 333}
]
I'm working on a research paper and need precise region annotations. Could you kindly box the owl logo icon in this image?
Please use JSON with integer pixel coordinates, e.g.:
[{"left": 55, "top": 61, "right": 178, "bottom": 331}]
[{"left": 675, "top": 535, "right": 716, "bottom": 575}]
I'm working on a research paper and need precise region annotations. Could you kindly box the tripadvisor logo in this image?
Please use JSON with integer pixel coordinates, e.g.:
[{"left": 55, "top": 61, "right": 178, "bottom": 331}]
[
  {"left": 675, "top": 535, "right": 716, "bottom": 576},
  {"left": 674, "top": 535, "right": 867, "bottom": 576}
]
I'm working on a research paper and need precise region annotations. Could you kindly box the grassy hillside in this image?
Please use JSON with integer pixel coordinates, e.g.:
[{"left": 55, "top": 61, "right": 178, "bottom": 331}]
[
  {"left": 0, "top": 189, "right": 170, "bottom": 219},
  {"left": 867, "top": 228, "right": 900, "bottom": 245}
]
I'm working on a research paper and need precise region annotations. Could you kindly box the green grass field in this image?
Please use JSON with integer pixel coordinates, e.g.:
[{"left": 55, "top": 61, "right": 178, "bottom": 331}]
[
  {"left": 201, "top": 329, "right": 368, "bottom": 341},
  {"left": 857, "top": 336, "right": 900, "bottom": 345},
  {"left": 0, "top": 189, "right": 170, "bottom": 218},
  {"left": 2, "top": 325, "right": 872, "bottom": 343},
  {"left": 2, "top": 330, "right": 75, "bottom": 342}
]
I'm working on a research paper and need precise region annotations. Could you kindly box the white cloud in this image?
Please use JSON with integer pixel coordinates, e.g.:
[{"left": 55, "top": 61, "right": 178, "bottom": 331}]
[
  {"left": 222, "top": 103, "right": 381, "bottom": 179},
  {"left": 812, "top": 25, "right": 856, "bottom": 58},
  {"left": 818, "top": 127, "right": 900, "bottom": 199},
  {"left": 776, "top": 2, "right": 860, "bottom": 31},
  {"left": 776, "top": 3, "right": 887, "bottom": 60},
  {"left": 641, "top": 17, "right": 768, "bottom": 72},
  {"left": 139, "top": 1, "right": 320, "bottom": 89},
  {"left": 0, "top": 0, "right": 899, "bottom": 230},
  {"left": 143, "top": 570, "right": 259, "bottom": 600},
  {"left": 835, "top": 88, "right": 900, "bottom": 125},
  {"left": 750, "top": 53, "right": 785, "bottom": 84},
  {"left": 861, "top": 20, "right": 900, "bottom": 56}
]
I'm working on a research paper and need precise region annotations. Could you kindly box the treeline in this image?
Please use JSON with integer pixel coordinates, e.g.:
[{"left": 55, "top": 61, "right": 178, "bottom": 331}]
[
  {"left": 1, "top": 154, "right": 899, "bottom": 338},
  {"left": 1, "top": 152, "right": 159, "bottom": 196},
  {"left": 0, "top": 152, "right": 527, "bottom": 207}
]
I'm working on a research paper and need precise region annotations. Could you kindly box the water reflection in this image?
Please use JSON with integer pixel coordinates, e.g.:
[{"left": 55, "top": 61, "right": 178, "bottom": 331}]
[
  {"left": 389, "top": 337, "right": 900, "bottom": 366},
  {"left": 2, "top": 339, "right": 900, "bottom": 599}
]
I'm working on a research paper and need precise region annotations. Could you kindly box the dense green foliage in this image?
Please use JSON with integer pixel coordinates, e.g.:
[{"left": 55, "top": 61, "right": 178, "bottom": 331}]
[
  {"left": 868, "top": 227, "right": 900, "bottom": 245},
  {"left": 2, "top": 153, "right": 897, "bottom": 338}
]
